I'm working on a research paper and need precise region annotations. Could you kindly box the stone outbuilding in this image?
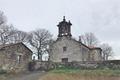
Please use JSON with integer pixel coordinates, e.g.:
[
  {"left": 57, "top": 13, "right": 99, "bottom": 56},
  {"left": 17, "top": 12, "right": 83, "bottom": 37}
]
[
  {"left": 50, "top": 17, "right": 102, "bottom": 63},
  {"left": 0, "top": 42, "right": 32, "bottom": 72}
]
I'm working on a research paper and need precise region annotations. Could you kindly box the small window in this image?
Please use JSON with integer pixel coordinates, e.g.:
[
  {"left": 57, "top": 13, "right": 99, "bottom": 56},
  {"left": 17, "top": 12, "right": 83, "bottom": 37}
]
[
  {"left": 91, "top": 54, "right": 94, "bottom": 61},
  {"left": 62, "top": 58, "right": 68, "bottom": 63},
  {"left": 63, "top": 46, "right": 67, "bottom": 52},
  {"left": 17, "top": 55, "right": 22, "bottom": 64}
]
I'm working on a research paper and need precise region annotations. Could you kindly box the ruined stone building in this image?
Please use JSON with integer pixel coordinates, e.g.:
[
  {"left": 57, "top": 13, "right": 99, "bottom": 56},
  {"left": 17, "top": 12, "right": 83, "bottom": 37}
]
[
  {"left": 50, "top": 17, "right": 102, "bottom": 63},
  {"left": 0, "top": 42, "right": 32, "bottom": 72}
]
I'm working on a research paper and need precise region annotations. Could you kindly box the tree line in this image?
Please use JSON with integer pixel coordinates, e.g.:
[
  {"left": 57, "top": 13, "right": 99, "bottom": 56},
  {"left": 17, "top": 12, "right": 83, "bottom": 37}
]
[{"left": 0, "top": 11, "right": 113, "bottom": 61}]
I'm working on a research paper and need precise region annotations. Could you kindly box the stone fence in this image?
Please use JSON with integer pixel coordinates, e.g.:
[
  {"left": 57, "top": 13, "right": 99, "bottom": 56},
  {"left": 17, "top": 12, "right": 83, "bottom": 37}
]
[{"left": 28, "top": 60, "right": 120, "bottom": 71}]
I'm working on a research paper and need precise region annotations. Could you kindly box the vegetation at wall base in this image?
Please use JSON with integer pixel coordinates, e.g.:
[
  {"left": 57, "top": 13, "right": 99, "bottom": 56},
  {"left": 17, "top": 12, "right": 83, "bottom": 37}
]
[
  {"left": 49, "top": 65, "right": 120, "bottom": 77},
  {"left": 0, "top": 69, "right": 7, "bottom": 74},
  {"left": 40, "top": 66, "right": 120, "bottom": 80}
]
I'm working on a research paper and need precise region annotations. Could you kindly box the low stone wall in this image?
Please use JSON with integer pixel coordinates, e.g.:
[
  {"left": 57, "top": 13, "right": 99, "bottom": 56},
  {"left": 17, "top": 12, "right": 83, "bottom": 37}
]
[
  {"left": 52, "top": 61, "right": 102, "bottom": 69},
  {"left": 29, "top": 60, "right": 120, "bottom": 71},
  {"left": 28, "top": 61, "right": 54, "bottom": 71},
  {"left": 100, "top": 60, "right": 120, "bottom": 69},
  {"left": 29, "top": 61, "right": 102, "bottom": 71}
]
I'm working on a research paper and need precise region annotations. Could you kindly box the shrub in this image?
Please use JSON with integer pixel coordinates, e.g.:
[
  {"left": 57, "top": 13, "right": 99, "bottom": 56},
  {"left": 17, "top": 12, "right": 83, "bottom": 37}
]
[{"left": 0, "top": 69, "right": 7, "bottom": 74}]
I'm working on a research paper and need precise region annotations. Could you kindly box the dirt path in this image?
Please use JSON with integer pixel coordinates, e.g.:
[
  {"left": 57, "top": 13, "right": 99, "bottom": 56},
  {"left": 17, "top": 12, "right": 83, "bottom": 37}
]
[{"left": 8, "top": 71, "right": 46, "bottom": 80}]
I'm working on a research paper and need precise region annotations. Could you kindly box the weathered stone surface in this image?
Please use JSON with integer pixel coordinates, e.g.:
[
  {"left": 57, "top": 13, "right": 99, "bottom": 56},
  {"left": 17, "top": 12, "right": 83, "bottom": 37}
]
[
  {"left": 0, "top": 42, "right": 32, "bottom": 72},
  {"left": 50, "top": 37, "right": 102, "bottom": 62}
]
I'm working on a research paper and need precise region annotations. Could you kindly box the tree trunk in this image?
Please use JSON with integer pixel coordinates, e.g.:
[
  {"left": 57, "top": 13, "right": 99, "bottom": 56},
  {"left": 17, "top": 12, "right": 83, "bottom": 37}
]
[
  {"left": 38, "top": 52, "right": 42, "bottom": 61},
  {"left": 38, "top": 53, "right": 40, "bottom": 60}
]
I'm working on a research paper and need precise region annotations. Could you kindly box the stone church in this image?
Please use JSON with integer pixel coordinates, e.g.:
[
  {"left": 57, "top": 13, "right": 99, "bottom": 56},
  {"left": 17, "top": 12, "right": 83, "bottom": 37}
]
[{"left": 49, "top": 17, "right": 102, "bottom": 63}]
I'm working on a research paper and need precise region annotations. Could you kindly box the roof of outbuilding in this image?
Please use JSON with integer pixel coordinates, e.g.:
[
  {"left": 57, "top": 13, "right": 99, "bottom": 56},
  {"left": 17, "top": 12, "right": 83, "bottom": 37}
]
[{"left": 0, "top": 42, "right": 33, "bottom": 53}]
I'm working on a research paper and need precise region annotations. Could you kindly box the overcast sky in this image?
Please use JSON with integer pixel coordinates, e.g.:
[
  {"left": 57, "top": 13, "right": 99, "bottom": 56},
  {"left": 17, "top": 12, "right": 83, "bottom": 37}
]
[{"left": 0, "top": 0, "right": 120, "bottom": 59}]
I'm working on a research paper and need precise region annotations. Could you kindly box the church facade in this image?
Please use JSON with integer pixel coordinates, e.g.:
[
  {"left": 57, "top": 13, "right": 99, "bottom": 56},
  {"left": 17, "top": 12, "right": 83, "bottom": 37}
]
[{"left": 49, "top": 17, "right": 102, "bottom": 63}]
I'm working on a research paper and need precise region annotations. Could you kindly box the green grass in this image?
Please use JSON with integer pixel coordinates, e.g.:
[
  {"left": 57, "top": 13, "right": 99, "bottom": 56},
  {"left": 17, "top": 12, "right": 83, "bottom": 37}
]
[
  {"left": 41, "top": 68, "right": 120, "bottom": 80},
  {"left": 50, "top": 67, "right": 120, "bottom": 76}
]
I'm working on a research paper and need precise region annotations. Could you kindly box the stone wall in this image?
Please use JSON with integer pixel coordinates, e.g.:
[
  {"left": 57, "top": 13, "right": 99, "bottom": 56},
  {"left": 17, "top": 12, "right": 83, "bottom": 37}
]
[
  {"left": 30, "top": 61, "right": 103, "bottom": 71},
  {"left": 30, "top": 60, "right": 120, "bottom": 71},
  {"left": 90, "top": 49, "right": 102, "bottom": 61},
  {"left": 0, "top": 43, "right": 32, "bottom": 73},
  {"left": 50, "top": 37, "right": 90, "bottom": 62},
  {"left": 29, "top": 61, "right": 53, "bottom": 71}
]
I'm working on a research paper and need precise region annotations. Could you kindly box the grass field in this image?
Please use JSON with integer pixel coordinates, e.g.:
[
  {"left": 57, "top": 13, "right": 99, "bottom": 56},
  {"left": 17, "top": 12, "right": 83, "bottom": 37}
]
[
  {"left": 1, "top": 67, "right": 120, "bottom": 80},
  {"left": 50, "top": 69, "right": 120, "bottom": 76},
  {"left": 39, "top": 68, "right": 120, "bottom": 80}
]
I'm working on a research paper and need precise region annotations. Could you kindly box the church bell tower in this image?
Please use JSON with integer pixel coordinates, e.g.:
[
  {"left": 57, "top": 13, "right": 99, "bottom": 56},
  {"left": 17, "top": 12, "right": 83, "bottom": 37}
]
[{"left": 57, "top": 16, "right": 72, "bottom": 38}]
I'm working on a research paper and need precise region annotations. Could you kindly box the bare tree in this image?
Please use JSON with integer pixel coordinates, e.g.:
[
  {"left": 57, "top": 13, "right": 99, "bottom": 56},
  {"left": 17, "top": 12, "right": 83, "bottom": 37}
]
[
  {"left": 29, "top": 29, "right": 52, "bottom": 61},
  {"left": 0, "top": 25, "right": 15, "bottom": 45},
  {"left": 80, "top": 32, "right": 99, "bottom": 47},
  {"left": 0, "top": 11, "right": 30, "bottom": 45},
  {"left": 0, "top": 11, "right": 6, "bottom": 26},
  {"left": 100, "top": 43, "right": 113, "bottom": 61},
  {"left": 9, "top": 30, "right": 30, "bottom": 43}
]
